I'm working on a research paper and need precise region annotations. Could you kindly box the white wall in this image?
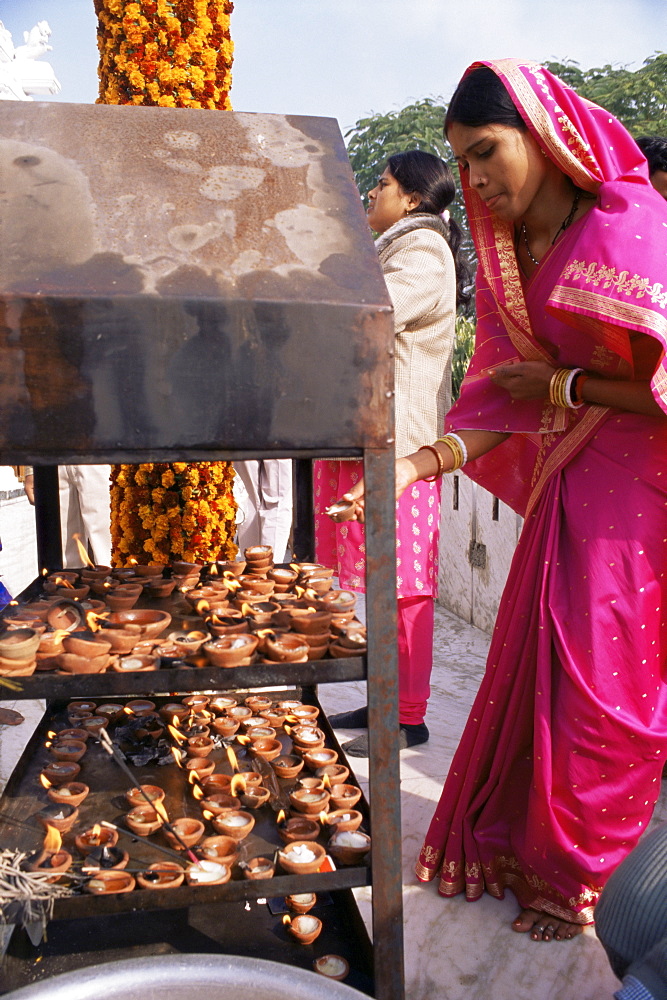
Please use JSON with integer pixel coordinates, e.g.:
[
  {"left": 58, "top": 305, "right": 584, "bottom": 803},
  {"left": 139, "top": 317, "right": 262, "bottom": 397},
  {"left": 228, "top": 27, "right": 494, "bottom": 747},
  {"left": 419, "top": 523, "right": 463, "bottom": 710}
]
[
  {"left": 437, "top": 473, "right": 522, "bottom": 633},
  {"left": 0, "top": 467, "right": 37, "bottom": 598}
]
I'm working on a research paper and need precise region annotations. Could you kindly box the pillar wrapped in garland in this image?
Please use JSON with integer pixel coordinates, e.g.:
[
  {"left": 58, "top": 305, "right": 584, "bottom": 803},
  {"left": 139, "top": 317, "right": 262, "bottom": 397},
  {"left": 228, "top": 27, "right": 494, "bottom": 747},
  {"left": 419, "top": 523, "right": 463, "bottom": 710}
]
[{"left": 95, "top": 0, "right": 238, "bottom": 565}]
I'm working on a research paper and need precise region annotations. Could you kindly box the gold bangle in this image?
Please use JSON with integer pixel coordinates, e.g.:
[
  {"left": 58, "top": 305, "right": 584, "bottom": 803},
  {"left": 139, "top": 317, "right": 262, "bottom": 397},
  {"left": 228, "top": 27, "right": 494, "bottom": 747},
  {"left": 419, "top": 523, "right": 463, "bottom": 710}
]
[
  {"left": 418, "top": 445, "right": 445, "bottom": 481},
  {"left": 436, "top": 436, "right": 464, "bottom": 472},
  {"left": 549, "top": 368, "right": 571, "bottom": 408}
]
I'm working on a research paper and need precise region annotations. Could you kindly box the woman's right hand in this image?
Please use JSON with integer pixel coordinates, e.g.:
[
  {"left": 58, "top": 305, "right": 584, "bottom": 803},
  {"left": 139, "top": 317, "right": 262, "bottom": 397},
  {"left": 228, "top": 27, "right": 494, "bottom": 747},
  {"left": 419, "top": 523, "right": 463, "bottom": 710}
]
[{"left": 340, "top": 456, "right": 421, "bottom": 522}]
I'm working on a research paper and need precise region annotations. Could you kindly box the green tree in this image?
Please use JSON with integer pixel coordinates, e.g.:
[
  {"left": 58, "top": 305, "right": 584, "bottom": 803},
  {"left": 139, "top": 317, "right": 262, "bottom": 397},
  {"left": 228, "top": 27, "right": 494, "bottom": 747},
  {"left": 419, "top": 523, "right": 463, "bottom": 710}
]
[{"left": 544, "top": 53, "right": 667, "bottom": 136}]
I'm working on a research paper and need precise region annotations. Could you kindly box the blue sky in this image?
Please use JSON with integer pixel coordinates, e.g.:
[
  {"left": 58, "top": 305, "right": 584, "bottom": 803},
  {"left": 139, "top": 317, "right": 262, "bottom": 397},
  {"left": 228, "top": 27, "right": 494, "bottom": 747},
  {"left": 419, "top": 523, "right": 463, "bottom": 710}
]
[{"left": 1, "top": 0, "right": 665, "bottom": 132}]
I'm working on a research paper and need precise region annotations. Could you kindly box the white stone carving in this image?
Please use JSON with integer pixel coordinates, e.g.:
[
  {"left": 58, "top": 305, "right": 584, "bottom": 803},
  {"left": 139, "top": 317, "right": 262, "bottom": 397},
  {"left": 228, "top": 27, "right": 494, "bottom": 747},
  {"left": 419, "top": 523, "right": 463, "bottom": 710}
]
[{"left": 0, "top": 20, "right": 60, "bottom": 101}]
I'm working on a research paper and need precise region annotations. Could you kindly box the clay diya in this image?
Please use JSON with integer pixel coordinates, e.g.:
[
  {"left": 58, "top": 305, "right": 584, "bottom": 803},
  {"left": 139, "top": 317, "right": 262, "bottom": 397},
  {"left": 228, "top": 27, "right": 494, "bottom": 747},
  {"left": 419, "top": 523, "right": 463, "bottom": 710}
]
[
  {"left": 112, "top": 653, "right": 158, "bottom": 672},
  {"left": 75, "top": 825, "right": 119, "bottom": 855},
  {"left": 184, "top": 757, "right": 216, "bottom": 780},
  {"left": 278, "top": 840, "right": 326, "bottom": 875},
  {"left": 208, "top": 695, "right": 238, "bottom": 714},
  {"left": 145, "top": 578, "right": 178, "bottom": 599},
  {"left": 324, "top": 809, "right": 363, "bottom": 833},
  {"left": 107, "top": 609, "right": 172, "bottom": 639},
  {"left": 94, "top": 703, "right": 126, "bottom": 723},
  {"left": 85, "top": 871, "right": 135, "bottom": 894},
  {"left": 315, "top": 763, "right": 350, "bottom": 786},
  {"left": 211, "top": 810, "right": 255, "bottom": 841},
  {"left": 81, "top": 716, "right": 109, "bottom": 736},
  {"left": 242, "top": 856, "right": 275, "bottom": 880},
  {"left": 200, "top": 774, "right": 232, "bottom": 795},
  {"left": 47, "top": 781, "right": 90, "bottom": 808},
  {"left": 289, "top": 787, "right": 330, "bottom": 815},
  {"left": 185, "top": 860, "right": 231, "bottom": 885},
  {"left": 125, "top": 784, "right": 165, "bottom": 809},
  {"left": 244, "top": 695, "right": 273, "bottom": 714},
  {"left": 279, "top": 816, "right": 320, "bottom": 844},
  {"left": 186, "top": 735, "right": 215, "bottom": 758},
  {"left": 41, "top": 762, "right": 81, "bottom": 786},
  {"left": 313, "top": 955, "right": 350, "bottom": 981},
  {"left": 330, "top": 784, "right": 362, "bottom": 810},
  {"left": 271, "top": 754, "right": 304, "bottom": 780},
  {"left": 247, "top": 738, "right": 282, "bottom": 763},
  {"left": 49, "top": 739, "right": 87, "bottom": 763},
  {"left": 36, "top": 803, "right": 79, "bottom": 834},
  {"left": 203, "top": 634, "right": 258, "bottom": 668},
  {"left": 244, "top": 723, "right": 277, "bottom": 741},
  {"left": 125, "top": 806, "right": 164, "bottom": 836},
  {"left": 304, "top": 748, "right": 338, "bottom": 771},
  {"left": 211, "top": 716, "right": 240, "bottom": 739},
  {"left": 286, "top": 913, "right": 323, "bottom": 945},
  {"left": 124, "top": 699, "right": 156, "bottom": 716},
  {"left": 329, "top": 640, "right": 365, "bottom": 658},
  {"left": 136, "top": 862, "right": 185, "bottom": 890},
  {"left": 45, "top": 599, "right": 85, "bottom": 632},
  {"left": 164, "top": 817, "right": 205, "bottom": 850},
  {"left": 197, "top": 835, "right": 239, "bottom": 867},
  {"left": 132, "top": 564, "right": 164, "bottom": 577},
  {"left": 0, "top": 654, "right": 37, "bottom": 677},
  {"left": 290, "top": 725, "right": 326, "bottom": 751},
  {"left": 262, "top": 634, "right": 309, "bottom": 663},
  {"left": 57, "top": 652, "right": 110, "bottom": 674},
  {"left": 267, "top": 567, "right": 298, "bottom": 591},
  {"left": 159, "top": 702, "right": 190, "bottom": 725},
  {"left": 239, "top": 787, "right": 271, "bottom": 810},
  {"left": 328, "top": 830, "right": 371, "bottom": 865},
  {"left": 0, "top": 627, "right": 41, "bottom": 660},
  {"left": 285, "top": 892, "right": 317, "bottom": 914},
  {"left": 199, "top": 792, "right": 240, "bottom": 816}
]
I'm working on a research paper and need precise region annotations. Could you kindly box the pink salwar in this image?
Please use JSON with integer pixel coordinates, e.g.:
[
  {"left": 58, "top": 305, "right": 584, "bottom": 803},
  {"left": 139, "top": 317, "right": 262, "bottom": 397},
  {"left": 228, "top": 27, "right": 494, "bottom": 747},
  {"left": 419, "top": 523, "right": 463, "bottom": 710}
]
[
  {"left": 416, "top": 59, "right": 667, "bottom": 924},
  {"left": 314, "top": 458, "right": 440, "bottom": 725}
]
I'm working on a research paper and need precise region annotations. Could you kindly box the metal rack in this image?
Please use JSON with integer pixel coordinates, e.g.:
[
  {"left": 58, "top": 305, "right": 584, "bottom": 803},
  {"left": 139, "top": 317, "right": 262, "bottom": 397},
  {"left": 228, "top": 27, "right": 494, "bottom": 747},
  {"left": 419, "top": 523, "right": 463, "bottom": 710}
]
[{"left": 0, "top": 100, "right": 403, "bottom": 998}]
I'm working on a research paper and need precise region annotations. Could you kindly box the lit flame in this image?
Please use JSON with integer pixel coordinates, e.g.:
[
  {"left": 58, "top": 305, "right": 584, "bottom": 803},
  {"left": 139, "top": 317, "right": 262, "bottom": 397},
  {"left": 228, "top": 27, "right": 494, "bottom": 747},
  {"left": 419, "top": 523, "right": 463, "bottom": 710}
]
[
  {"left": 43, "top": 824, "right": 62, "bottom": 854},
  {"left": 170, "top": 747, "right": 183, "bottom": 768},
  {"left": 282, "top": 914, "right": 291, "bottom": 927},
  {"left": 202, "top": 809, "right": 214, "bottom": 821},
  {"left": 321, "top": 773, "right": 332, "bottom": 790},
  {"left": 188, "top": 769, "right": 201, "bottom": 785},
  {"left": 289, "top": 563, "right": 300, "bottom": 572},
  {"left": 52, "top": 629, "right": 70, "bottom": 644},
  {"left": 240, "top": 603, "right": 254, "bottom": 617},
  {"left": 226, "top": 746, "right": 239, "bottom": 773},
  {"left": 208, "top": 563, "right": 218, "bottom": 576},
  {"left": 73, "top": 533, "right": 95, "bottom": 568},
  {"left": 128, "top": 557, "right": 138, "bottom": 566},
  {"left": 236, "top": 735, "right": 250, "bottom": 746},
  {"left": 195, "top": 600, "right": 210, "bottom": 615},
  {"left": 295, "top": 585, "right": 306, "bottom": 598},
  {"left": 167, "top": 724, "right": 186, "bottom": 745},
  {"left": 222, "top": 572, "right": 241, "bottom": 592},
  {"left": 47, "top": 730, "right": 56, "bottom": 739},
  {"left": 153, "top": 800, "right": 169, "bottom": 824},
  {"left": 256, "top": 628, "right": 274, "bottom": 639},
  {"left": 276, "top": 809, "right": 286, "bottom": 826},
  {"left": 89, "top": 824, "right": 102, "bottom": 844},
  {"left": 123, "top": 706, "right": 134, "bottom": 716},
  {"left": 53, "top": 576, "right": 74, "bottom": 589},
  {"left": 40, "top": 774, "right": 52, "bottom": 790},
  {"left": 305, "top": 589, "right": 319, "bottom": 602},
  {"left": 230, "top": 773, "right": 246, "bottom": 797},
  {"left": 41, "top": 567, "right": 48, "bottom": 577},
  {"left": 191, "top": 784, "right": 204, "bottom": 801},
  {"left": 86, "top": 611, "right": 108, "bottom": 632},
  {"left": 319, "top": 811, "right": 330, "bottom": 825},
  {"left": 284, "top": 724, "right": 292, "bottom": 736}
]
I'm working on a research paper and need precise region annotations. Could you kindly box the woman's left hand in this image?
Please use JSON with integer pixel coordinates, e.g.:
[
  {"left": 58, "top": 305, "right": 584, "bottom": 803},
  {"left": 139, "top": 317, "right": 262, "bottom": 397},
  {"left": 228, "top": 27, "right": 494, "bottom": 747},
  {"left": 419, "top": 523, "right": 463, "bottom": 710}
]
[{"left": 487, "top": 360, "right": 554, "bottom": 400}]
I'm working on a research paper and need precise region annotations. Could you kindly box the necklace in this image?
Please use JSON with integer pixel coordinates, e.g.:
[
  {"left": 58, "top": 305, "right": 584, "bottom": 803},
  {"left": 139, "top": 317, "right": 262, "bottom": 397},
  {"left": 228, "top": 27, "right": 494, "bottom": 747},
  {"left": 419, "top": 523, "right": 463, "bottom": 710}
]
[{"left": 519, "top": 189, "right": 582, "bottom": 266}]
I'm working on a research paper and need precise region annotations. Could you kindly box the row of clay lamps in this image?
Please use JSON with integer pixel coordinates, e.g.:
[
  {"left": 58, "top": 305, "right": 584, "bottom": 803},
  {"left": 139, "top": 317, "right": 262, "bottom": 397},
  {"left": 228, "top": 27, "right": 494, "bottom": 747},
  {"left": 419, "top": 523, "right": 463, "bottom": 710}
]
[{"left": 35, "top": 694, "right": 370, "bottom": 894}]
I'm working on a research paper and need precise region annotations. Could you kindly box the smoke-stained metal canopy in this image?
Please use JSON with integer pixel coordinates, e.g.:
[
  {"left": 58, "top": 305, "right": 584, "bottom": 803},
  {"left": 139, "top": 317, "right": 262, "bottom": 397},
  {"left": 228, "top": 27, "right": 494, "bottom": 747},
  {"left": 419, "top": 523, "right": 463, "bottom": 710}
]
[{"left": 0, "top": 102, "right": 393, "bottom": 463}]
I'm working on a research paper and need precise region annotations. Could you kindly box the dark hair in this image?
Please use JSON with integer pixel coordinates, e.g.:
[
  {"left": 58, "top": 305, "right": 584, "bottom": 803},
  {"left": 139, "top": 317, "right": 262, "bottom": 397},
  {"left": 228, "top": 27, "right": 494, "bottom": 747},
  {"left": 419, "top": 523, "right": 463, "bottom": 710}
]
[
  {"left": 385, "top": 149, "right": 471, "bottom": 305},
  {"left": 445, "top": 65, "right": 526, "bottom": 133},
  {"left": 636, "top": 135, "right": 667, "bottom": 175}
]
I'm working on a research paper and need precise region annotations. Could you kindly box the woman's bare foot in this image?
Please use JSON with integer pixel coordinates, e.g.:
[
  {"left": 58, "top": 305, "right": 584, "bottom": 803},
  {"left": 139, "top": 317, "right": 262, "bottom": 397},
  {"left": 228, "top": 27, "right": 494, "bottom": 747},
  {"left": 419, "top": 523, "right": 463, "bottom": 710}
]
[{"left": 512, "top": 908, "right": 584, "bottom": 942}]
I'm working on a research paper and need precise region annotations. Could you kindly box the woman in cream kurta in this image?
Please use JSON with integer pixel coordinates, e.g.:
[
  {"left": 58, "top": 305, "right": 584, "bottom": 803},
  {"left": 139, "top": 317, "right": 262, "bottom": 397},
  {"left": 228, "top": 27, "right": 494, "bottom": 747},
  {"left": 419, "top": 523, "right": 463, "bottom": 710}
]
[{"left": 315, "top": 150, "right": 470, "bottom": 753}]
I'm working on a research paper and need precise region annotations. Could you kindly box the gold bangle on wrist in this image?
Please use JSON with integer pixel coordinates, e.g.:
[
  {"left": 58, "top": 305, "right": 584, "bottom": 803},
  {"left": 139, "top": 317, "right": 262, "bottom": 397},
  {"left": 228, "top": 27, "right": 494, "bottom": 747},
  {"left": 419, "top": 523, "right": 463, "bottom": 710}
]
[
  {"left": 435, "top": 435, "right": 465, "bottom": 472},
  {"left": 418, "top": 445, "right": 445, "bottom": 481}
]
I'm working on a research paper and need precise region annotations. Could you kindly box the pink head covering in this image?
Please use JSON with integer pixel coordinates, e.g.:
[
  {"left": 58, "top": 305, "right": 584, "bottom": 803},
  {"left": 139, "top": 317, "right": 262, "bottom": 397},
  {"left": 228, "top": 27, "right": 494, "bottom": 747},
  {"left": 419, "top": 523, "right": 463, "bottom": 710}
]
[{"left": 453, "top": 58, "right": 667, "bottom": 408}]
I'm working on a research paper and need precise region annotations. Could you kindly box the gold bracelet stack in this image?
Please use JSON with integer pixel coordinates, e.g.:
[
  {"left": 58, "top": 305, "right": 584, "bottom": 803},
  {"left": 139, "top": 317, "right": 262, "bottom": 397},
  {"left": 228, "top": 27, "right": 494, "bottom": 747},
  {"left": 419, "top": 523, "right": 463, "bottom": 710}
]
[
  {"left": 435, "top": 434, "right": 466, "bottom": 472},
  {"left": 549, "top": 367, "right": 585, "bottom": 409}
]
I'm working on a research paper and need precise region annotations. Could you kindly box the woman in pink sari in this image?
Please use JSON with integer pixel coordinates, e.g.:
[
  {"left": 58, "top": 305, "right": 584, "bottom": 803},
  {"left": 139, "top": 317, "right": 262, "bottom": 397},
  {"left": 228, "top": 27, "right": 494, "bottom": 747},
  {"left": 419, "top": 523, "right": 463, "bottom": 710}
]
[{"left": 344, "top": 59, "right": 667, "bottom": 941}]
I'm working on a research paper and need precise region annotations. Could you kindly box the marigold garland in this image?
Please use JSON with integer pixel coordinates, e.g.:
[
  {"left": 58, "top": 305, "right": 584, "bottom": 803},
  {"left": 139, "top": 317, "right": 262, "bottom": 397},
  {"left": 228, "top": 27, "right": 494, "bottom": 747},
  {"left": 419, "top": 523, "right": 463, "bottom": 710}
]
[
  {"left": 96, "top": 0, "right": 237, "bottom": 565},
  {"left": 94, "top": 0, "right": 234, "bottom": 109},
  {"left": 110, "top": 463, "right": 237, "bottom": 564}
]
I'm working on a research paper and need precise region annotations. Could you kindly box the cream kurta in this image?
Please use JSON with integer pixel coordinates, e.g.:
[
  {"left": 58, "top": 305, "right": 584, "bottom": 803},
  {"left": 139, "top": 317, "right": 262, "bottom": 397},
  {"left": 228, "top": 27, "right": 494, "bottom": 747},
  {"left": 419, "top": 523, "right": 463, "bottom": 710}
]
[{"left": 376, "top": 214, "right": 457, "bottom": 458}]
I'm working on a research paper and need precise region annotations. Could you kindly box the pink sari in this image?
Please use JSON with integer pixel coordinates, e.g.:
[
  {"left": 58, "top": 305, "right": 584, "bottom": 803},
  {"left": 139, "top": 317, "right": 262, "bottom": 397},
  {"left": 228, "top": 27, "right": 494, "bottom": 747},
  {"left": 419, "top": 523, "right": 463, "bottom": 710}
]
[{"left": 416, "top": 60, "right": 667, "bottom": 923}]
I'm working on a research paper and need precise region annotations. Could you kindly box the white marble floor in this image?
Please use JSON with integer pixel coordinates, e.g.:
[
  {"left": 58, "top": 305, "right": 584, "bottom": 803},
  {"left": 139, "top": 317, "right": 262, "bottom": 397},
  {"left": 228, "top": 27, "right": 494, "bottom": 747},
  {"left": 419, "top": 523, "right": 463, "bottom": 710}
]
[{"left": 1, "top": 524, "right": 665, "bottom": 997}]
